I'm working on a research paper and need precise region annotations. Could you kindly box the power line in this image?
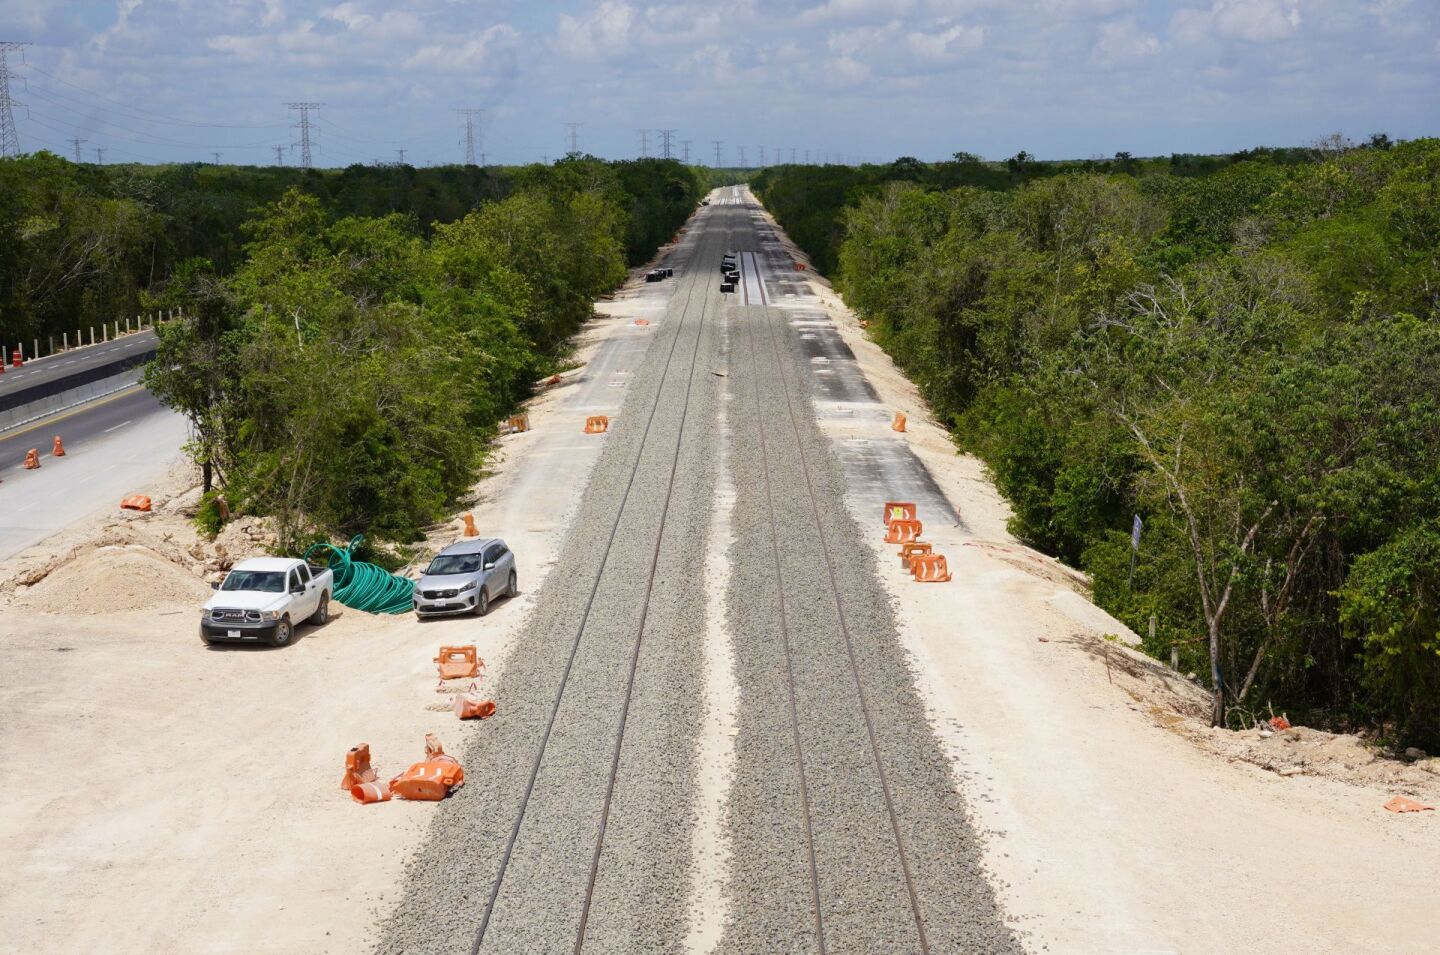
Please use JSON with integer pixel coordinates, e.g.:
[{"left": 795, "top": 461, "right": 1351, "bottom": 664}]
[
  {"left": 680, "top": 139, "right": 691, "bottom": 163},
  {"left": 274, "top": 144, "right": 285, "bottom": 165},
  {"left": 287, "top": 102, "right": 321, "bottom": 169},
  {"left": 396, "top": 148, "right": 406, "bottom": 165},
  {"left": 712, "top": 139, "right": 722, "bottom": 167},
  {"left": 70, "top": 135, "right": 84, "bottom": 162},
  {"left": 657, "top": 128, "right": 676, "bottom": 159},
  {"left": 25, "top": 63, "right": 285, "bottom": 130},
  {"left": 212, "top": 151, "right": 222, "bottom": 165},
  {"left": 94, "top": 146, "right": 105, "bottom": 164},
  {"left": 0, "top": 42, "right": 28, "bottom": 157},
  {"left": 759, "top": 145, "right": 766, "bottom": 167},
  {"left": 565, "top": 121, "right": 581, "bottom": 154}
]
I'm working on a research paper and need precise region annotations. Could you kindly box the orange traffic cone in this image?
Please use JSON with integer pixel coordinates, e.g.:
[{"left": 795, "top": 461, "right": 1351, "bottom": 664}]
[
  {"left": 22, "top": 449, "right": 40, "bottom": 469},
  {"left": 462, "top": 513, "right": 478, "bottom": 537},
  {"left": 52, "top": 436, "right": 66, "bottom": 457},
  {"left": 892, "top": 412, "right": 907, "bottom": 432}
]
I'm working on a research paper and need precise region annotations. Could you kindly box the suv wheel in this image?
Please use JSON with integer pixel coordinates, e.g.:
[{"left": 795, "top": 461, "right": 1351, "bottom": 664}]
[
  {"left": 474, "top": 588, "right": 490, "bottom": 617},
  {"left": 507, "top": 571, "right": 518, "bottom": 599},
  {"left": 310, "top": 594, "right": 329, "bottom": 625},
  {"left": 270, "top": 616, "right": 294, "bottom": 647}
]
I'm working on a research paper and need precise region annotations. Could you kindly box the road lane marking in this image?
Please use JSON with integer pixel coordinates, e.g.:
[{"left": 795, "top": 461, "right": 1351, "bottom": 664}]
[
  {"left": 0, "top": 385, "right": 149, "bottom": 447},
  {"left": 103, "top": 420, "right": 133, "bottom": 433}
]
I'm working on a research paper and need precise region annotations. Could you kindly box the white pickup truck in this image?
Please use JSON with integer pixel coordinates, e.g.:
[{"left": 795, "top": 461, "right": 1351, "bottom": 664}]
[{"left": 200, "top": 557, "right": 333, "bottom": 647}]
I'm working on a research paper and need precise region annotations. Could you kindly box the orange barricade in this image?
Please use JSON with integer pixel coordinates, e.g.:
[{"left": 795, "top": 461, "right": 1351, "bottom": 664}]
[
  {"left": 52, "top": 436, "right": 66, "bottom": 456},
  {"left": 462, "top": 513, "right": 478, "bottom": 537},
  {"left": 585, "top": 415, "right": 610, "bottom": 434},
  {"left": 892, "top": 412, "right": 907, "bottom": 433},
  {"left": 341, "top": 743, "right": 377, "bottom": 791},
  {"left": 389, "top": 759, "right": 465, "bottom": 801},
  {"left": 793, "top": 262, "right": 806, "bottom": 272},
  {"left": 120, "top": 495, "right": 152, "bottom": 511},
  {"left": 899, "top": 541, "right": 932, "bottom": 570},
  {"left": 507, "top": 414, "right": 530, "bottom": 433},
  {"left": 911, "top": 554, "right": 952, "bottom": 583},
  {"left": 883, "top": 501, "right": 917, "bottom": 526},
  {"left": 884, "top": 518, "right": 922, "bottom": 545},
  {"left": 10, "top": 348, "right": 21, "bottom": 367},
  {"left": 435, "top": 645, "right": 481, "bottom": 680},
  {"left": 453, "top": 683, "right": 496, "bottom": 720},
  {"left": 351, "top": 780, "right": 392, "bottom": 804},
  {"left": 633, "top": 319, "right": 650, "bottom": 326},
  {"left": 22, "top": 449, "right": 39, "bottom": 469}
]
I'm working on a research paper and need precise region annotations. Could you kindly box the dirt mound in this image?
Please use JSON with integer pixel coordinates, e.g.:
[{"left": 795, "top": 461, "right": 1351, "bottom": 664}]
[{"left": 16, "top": 544, "right": 211, "bottom": 614}]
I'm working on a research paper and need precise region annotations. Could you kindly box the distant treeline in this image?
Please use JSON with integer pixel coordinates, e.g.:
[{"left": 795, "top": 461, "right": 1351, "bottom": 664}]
[
  {"left": 49, "top": 154, "right": 705, "bottom": 552},
  {"left": 0, "top": 154, "right": 701, "bottom": 346},
  {"left": 755, "top": 137, "right": 1440, "bottom": 748}
]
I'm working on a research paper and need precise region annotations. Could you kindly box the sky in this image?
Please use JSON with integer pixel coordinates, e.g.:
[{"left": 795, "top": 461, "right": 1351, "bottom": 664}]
[{"left": 1, "top": 0, "right": 1436, "bottom": 167}]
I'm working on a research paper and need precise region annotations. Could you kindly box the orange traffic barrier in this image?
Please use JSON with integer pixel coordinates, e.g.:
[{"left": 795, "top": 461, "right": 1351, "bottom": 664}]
[
  {"left": 10, "top": 347, "right": 22, "bottom": 367},
  {"left": 884, "top": 518, "right": 922, "bottom": 545},
  {"left": 435, "top": 645, "right": 481, "bottom": 680},
  {"left": 883, "top": 501, "right": 917, "bottom": 526},
  {"left": 634, "top": 319, "right": 650, "bottom": 326},
  {"left": 120, "top": 495, "right": 152, "bottom": 512},
  {"left": 340, "top": 743, "right": 377, "bottom": 791},
  {"left": 1384, "top": 796, "right": 1434, "bottom": 813},
  {"left": 585, "top": 415, "right": 610, "bottom": 434},
  {"left": 52, "top": 436, "right": 66, "bottom": 456},
  {"left": 507, "top": 413, "right": 530, "bottom": 433},
  {"left": 22, "top": 449, "right": 39, "bottom": 469},
  {"left": 462, "top": 513, "right": 478, "bottom": 537},
  {"left": 389, "top": 734, "right": 466, "bottom": 801},
  {"left": 453, "top": 684, "right": 497, "bottom": 720},
  {"left": 892, "top": 412, "right": 907, "bottom": 433},
  {"left": 911, "top": 553, "right": 953, "bottom": 583},
  {"left": 351, "top": 780, "right": 392, "bottom": 804},
  {"left": 794, "top": 262, "right": 806, "bottom": 272},
  {"left": 899, "top": 541, "right": 933, "bottom": 570}
]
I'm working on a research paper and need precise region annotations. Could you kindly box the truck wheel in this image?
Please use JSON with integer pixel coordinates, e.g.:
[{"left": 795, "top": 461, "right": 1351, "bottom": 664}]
[
  {"left": 310, "top": 594, "right": 330, "bottom": 626},
  {"left": 270, "top": 617, "right": 294, "bottom": 647},
  {"left": 507, "top": 571, "right": 518, "bottom": 598},
  {"left": 474, "top": 588, "right": 490, "bottom": 617}
]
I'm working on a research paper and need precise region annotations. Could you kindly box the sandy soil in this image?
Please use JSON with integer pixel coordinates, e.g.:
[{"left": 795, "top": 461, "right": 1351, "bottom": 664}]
[
  {"left": 772, "top": 215, "right": 1440, "bottom": 954},
  {"left": 0, "top": 263, "right": 677, "bottom": 955}
]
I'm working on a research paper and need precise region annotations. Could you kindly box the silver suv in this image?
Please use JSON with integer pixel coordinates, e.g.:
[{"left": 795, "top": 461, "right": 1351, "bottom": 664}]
[{"left": 414, "top": 538, "right": 517, "bottom": 618}]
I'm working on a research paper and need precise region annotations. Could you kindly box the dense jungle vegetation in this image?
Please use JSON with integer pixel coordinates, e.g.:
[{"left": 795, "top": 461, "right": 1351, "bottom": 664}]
[
  {"left": 0, "top": 154, "right": 703, "bottom": 548},
  {"left": 754, "top": 137, "right": 1440, "bottom": 747}
]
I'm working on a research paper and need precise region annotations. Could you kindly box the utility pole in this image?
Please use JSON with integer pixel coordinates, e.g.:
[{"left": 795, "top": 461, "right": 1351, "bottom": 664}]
[
  {"left": 396, "top": 148, "right": 406, "bottom": 165},
  {"left": 70, "top": 135, "right": 85, "bottom": 162},
  {"left": 680, "top": 139, "right": 691, "bottom": 163},
  {"left": 738, "top": 145, "right": 747, "bottom": 168},
  {"left": 636, "top": 129, "right": 648, "bottom": 158},
  {"left": 458, "top": 109, "right": 481, "bottom": 165},
  {"left": 286, "top": 102, "right": 321, "bottom": 169},
  {"left": 0, "top": 42, "right": 28, "bottom": 158},
  {"left": 565, "top": 121, "right": 581, "bottom": 154},
  {"left": 274, "top": 144, "right": 285, "bottom": 165},
  {"left": 657, "top": 129, "right": 676, "bottom": 159},
  {"left": 212, "top": 152, "right": 222, "bottom": 165},
  {"left": 712, "top": 140, "right": 722, "bottom": 167},
  {"left": 759, "top": 145, "right": 766, "bottom": 167},
  {"left": 94, "top": 147, "right": 106, "bottom": 164}
]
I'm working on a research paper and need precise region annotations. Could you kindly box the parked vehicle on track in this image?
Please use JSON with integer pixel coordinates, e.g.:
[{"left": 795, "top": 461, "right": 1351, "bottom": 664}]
[
  {"left": 414, "top": 538, "right": 517, "bottom": 618},
  {"left": 201, "top": 557, "right": 333, "bottom": 647}
]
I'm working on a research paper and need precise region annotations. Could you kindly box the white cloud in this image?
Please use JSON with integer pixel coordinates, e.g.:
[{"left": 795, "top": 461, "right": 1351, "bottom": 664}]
[
  {"left": 908, "top": 21, "right": 984, "bottom": 61},
  {"left": 554, "top": 1, "right": 637, "bottom": 59},
  {"left": 1093, "top": 17, "right": 1160, "bottom": 64},
  {"left": 1173, "top": 0, "right": 1302, "bottom": 45}
]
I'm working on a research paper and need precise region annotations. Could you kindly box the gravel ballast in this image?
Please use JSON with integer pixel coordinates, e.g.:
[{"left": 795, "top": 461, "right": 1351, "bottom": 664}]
[{"left": 377, "top": 197, "right": 1015, "bottom": 954}]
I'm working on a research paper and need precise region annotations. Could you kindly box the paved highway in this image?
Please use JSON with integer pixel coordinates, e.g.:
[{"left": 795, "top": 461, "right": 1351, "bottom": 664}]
[
  {"left": 0, "top": 329, "right": 158, "bottom": 401},
  {"left": 0, "top": 384, "right": 187, "bottom": 560}
]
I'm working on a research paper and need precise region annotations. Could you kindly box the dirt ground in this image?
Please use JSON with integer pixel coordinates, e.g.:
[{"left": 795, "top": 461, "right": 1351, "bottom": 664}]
[
  {"left": 776, "top": 223, "right": 1440, "bottom": 954},
  {"left": 0, "top": 263, "right": 676, "bottom": 955}
]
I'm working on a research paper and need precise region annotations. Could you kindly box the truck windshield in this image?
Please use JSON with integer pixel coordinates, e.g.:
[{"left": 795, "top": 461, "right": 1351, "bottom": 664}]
[
  {"left": 221, "top": 570, "right": 286, "bottom": 593},
  {"left": 426, "top": 554, "right": 482, "bottom": 575}
]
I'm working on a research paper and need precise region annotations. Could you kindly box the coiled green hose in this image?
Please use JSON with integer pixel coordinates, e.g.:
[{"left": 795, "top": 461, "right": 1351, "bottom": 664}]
[{"left": 304, "top": 534, "right": 415, "bottom": 615}]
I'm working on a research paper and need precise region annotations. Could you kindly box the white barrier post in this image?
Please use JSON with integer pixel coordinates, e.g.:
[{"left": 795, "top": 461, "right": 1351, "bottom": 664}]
[
  {"left": 89, "top": 327, "right": 95, "bottom": 346},
  {"left": 63, "top": 332, "right": 69, "bottom": 350}
]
